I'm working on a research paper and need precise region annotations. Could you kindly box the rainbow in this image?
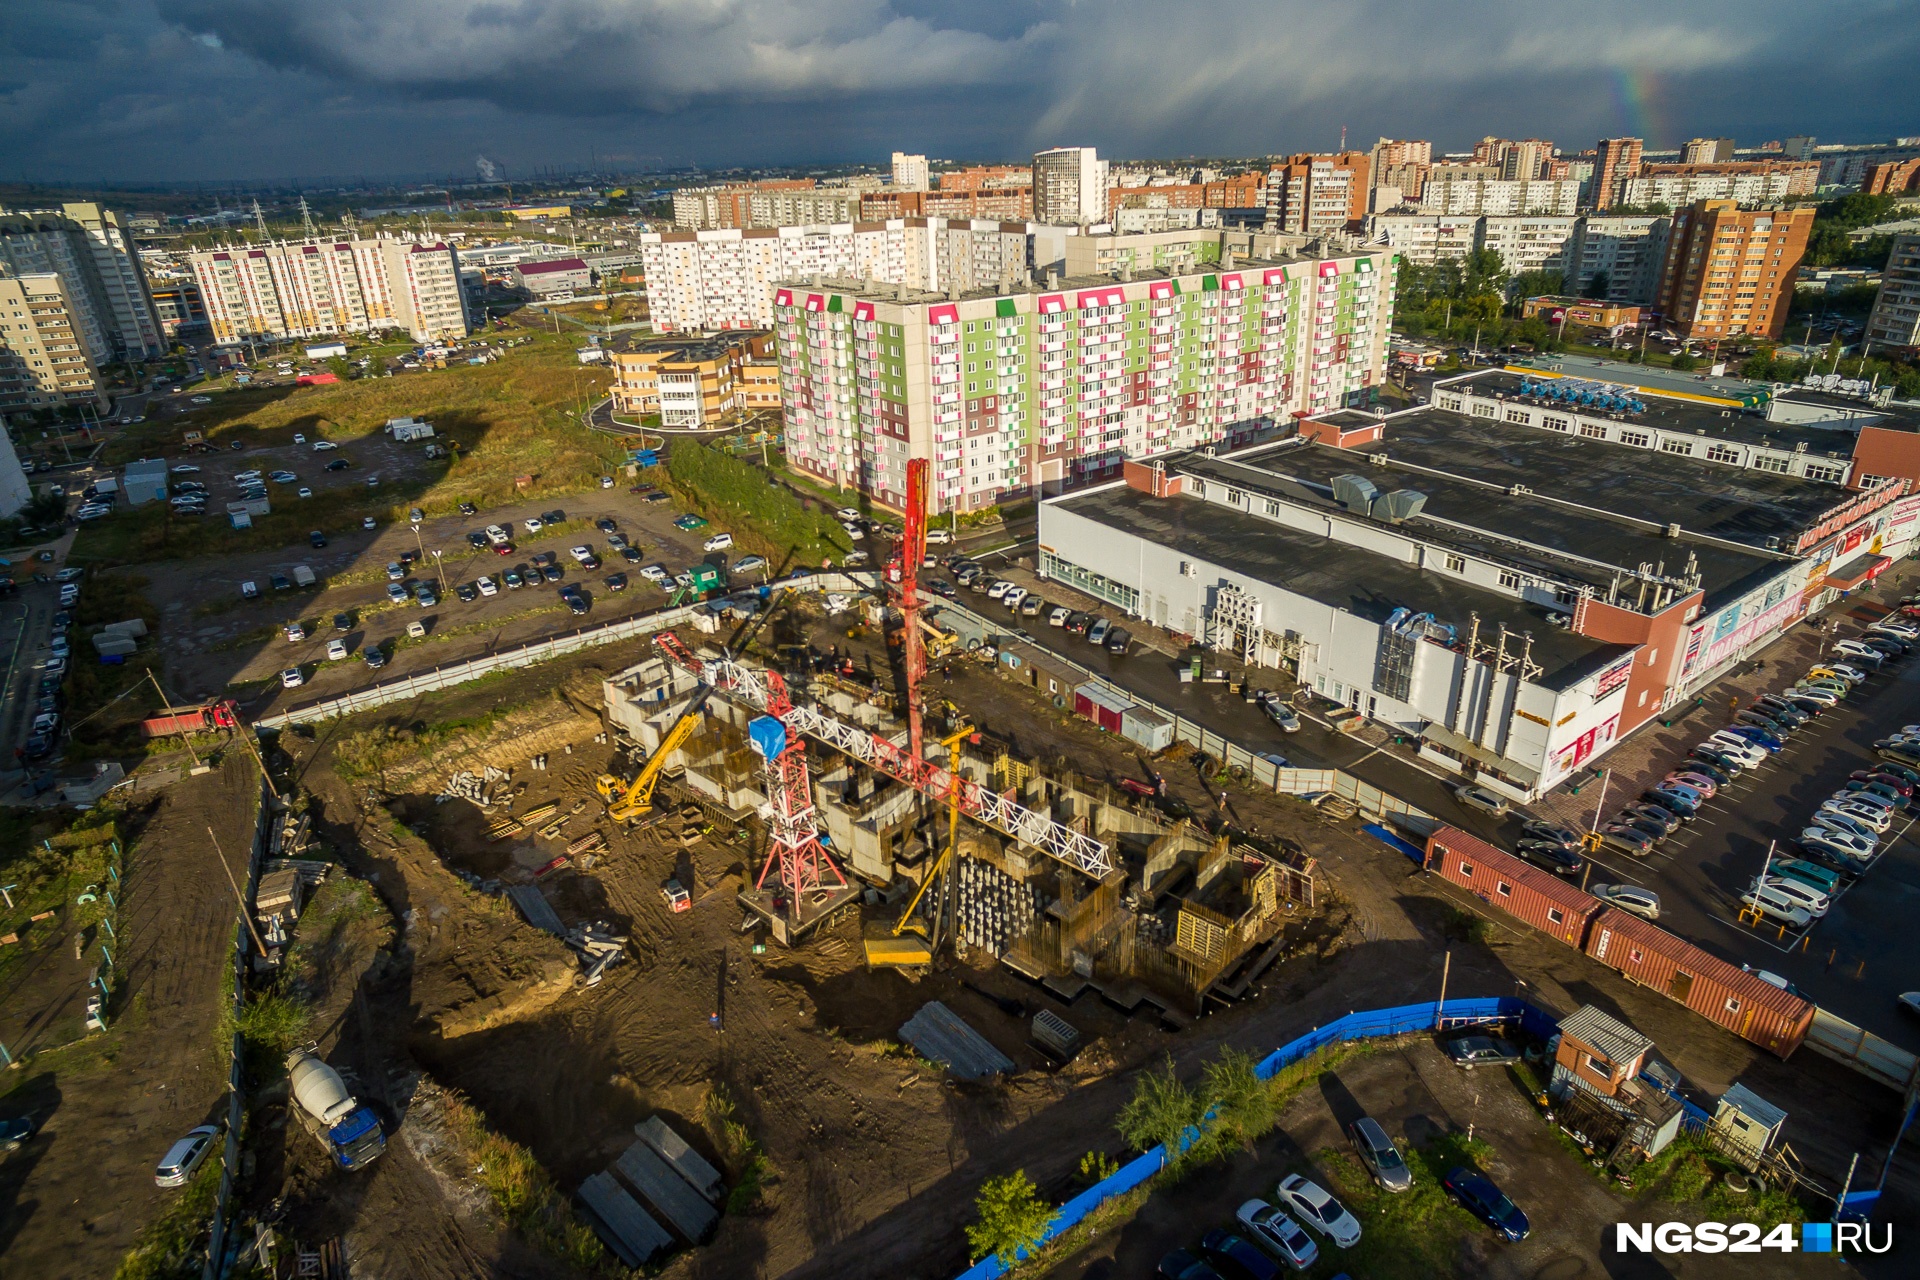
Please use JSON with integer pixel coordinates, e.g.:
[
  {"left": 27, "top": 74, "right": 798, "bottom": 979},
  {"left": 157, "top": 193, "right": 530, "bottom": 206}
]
[{"left": 1607, "top": 67, "right": 1667, "bottom": 144}]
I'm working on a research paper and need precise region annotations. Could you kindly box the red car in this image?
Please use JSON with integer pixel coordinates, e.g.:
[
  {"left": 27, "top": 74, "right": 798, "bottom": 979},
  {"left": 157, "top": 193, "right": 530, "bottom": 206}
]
[{"left": 492, "top": 540, "right": 515, "bottom": 555}]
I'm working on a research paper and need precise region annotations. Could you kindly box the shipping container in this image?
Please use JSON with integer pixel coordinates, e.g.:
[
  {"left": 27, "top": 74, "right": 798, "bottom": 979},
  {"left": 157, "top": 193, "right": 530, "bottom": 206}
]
[
  {"left": 1120, "top": 705, "right": 1175, "bottom": 752},
  {"left": 1584, "top": 908, "right": 1812, "bottom": 1058},
  {"left": 1424, "top": 828, "right": 1601, "bottom": 947},
  {"left": 1072, "top": 682, "right": 1131, "bottom": 733}
]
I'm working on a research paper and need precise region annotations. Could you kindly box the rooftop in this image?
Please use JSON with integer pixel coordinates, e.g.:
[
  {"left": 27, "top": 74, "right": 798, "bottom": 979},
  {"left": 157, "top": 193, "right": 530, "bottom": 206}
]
[
  {"left": 1447, "top": 369, "right": 1861, "bottom": 459},
  {"left": 1559, "top": 1004, "right": 1655, "bottom": 1066},
  {"left": 517, "top": 257, "right": 588, "bottom": 275},
  {"left": 1054, "top": 482, "right": 1631, "bottom": 690},
  {"left": 610, "top": 330, "right": 768, "bottom": 362},
  {"left": 1189, "top": 431, "right": 1793, "bottom": 610}
]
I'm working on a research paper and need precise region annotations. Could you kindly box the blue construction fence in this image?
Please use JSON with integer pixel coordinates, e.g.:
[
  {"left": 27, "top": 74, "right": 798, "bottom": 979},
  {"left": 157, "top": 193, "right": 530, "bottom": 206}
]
[{"left": 952, "top": 996, "right": 1551, "bottom": 1280}]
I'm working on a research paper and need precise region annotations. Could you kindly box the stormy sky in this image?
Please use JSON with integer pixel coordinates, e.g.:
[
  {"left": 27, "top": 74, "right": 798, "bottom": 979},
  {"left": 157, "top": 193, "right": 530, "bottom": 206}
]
[{"left": 3, "top": 0, "right": 1916, "bottom": 185}]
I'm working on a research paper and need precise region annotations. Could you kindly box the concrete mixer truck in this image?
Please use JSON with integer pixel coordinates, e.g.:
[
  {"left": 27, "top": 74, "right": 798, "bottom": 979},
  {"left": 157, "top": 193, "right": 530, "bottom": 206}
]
[{"left": 286, "top": 1045, "right": 386, "bottom": 1170}]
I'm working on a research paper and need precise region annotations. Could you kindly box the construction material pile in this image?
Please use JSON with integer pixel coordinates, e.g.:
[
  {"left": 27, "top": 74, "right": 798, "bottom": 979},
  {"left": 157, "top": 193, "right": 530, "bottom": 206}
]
[
  {"left": 566, "top": 920, "right": 629, "bottom": 986},
  {"left": 268, "top": 808, "right": 315, "bottom": 859},
  {"left": 437, "top": 765, "right": 511, "bottom": 807}
]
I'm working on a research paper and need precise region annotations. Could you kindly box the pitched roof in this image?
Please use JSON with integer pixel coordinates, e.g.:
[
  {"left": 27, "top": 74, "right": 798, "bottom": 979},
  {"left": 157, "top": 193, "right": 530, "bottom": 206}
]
[{"left": 1559, "top": 1004, "right": 1654, "bottom": 1066}]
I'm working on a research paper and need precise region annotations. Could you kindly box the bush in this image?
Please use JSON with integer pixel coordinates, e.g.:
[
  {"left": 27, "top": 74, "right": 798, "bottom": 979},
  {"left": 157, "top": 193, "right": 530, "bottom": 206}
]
[
  {"left": 1115, "top": 1055, "right": 1204, "bottom": 1159},
  {"left": 966, "top": 1170, "right": 1054, "bottom": 1266}
]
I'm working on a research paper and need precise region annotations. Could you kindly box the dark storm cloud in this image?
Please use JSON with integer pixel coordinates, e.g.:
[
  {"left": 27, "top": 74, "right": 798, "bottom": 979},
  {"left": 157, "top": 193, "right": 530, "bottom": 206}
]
[{"left": 1, "top": 0, "right": 1916, "bottom": 182}]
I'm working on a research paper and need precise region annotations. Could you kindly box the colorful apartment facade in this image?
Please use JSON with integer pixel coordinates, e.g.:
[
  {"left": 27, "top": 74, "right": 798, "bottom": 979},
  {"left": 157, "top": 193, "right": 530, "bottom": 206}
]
[
  {"left": 610, "top": 331, "right": 776, "bottom": 428},
  {"left": 774, "top": 250, "right": 1394, "bottom": 513}
]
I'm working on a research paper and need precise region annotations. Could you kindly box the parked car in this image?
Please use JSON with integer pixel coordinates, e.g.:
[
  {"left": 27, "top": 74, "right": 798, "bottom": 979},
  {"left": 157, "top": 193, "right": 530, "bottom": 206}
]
[
  {"left": 1065, "top": 611, "right": 1091, "bottom": 634},
  {"left": 1721, "top": 724, "right": 1783, "bottom": 753},
  {"left": 1664, "top": 771, "right": 1719, "bottom": 797},
  {"left": 1087, "top": 618, "right": 1111, "bottom": 645},
  {"left": 1106, "top": 628, "right": 1132, "bottom": 655},
  {"left": 155, "top": 1124, "right": 221, "bottom": 1188},
  {"left": 455, "top": 582, "right": 479, "bottom": 603},
  {"left": 1750, "top": 875, "right": 1830, "bottom": 917},
  {"left": 1454, "top": 785, "right": 1510, "bottom": 817},
  {"left": 1348, "top": 1116, "right": 1413, "bottom": 1192},
  {"left": 1515, "top": 839, "right": 1584, "bottom": 877},
  {"left": 1156, "top": 1249, "right": 1226, "bottom": 1280},
  {"left": 703, "top": 532, "right": 734, "bottom": 551},
  {"left": 1639, "top": 790, "right": 1697, "bottom": 821},
  {"left": 281, "top": 668, "right": 304, "bottom": 688},
  {"left": 1739, "top": 885, "right": 1813, "bottom": 929},
  {"left": 325, "top": 639, "right": 348, "bottom": 661},
  {"left": 1591, "top": 883, "right": 1661, "bottom": 920},
  {"left": 1236, "top": 1197, "right": 1313, "bottom": 1266},
  {"left": 1199, "top": 1229, "right": 1281, "bottom": 1280},
  {"left": 1275, "top": 1175, "right": 1361, "bottom": 1247},
  {"left": 0, "top": 1115, "right": 36, "bottom": 1152},
  {"left": 1263, "top": 700, "right": 1302, "bottom": 733},
  {"left": 477, "top": 575, "right": 498, "bottom": 597},
  {"left": 1520, "top": 819, "right": 1581, "bottom": 847},
  {"left": 1443, "top": 1166, "right": 1530, "bottom": 1241},
  {"left": 1772, "top": 857, "right": 1844, "bottom": 895},
  {"left": 1441, "top": 1034, "right": 1519, "bottom": 1069}
]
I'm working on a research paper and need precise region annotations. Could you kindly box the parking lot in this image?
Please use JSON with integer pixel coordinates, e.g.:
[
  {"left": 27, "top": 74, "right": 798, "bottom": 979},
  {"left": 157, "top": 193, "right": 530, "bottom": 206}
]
[
  {"left": 1560, "top": 626, "right": 1920, "bottom": 1051},
  {"left": 1048, "top": 1037, "right": 1772, "bottom": 1280}
]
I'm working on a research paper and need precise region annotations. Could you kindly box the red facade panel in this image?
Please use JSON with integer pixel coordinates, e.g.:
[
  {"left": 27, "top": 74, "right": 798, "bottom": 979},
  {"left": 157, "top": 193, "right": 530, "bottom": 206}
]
[
  {"left": 1424, "top": 828, "right": 1600, "bottom": 946},
  {"left": 1584, "top": 908, "right": 1811, "bottom": 1058}
]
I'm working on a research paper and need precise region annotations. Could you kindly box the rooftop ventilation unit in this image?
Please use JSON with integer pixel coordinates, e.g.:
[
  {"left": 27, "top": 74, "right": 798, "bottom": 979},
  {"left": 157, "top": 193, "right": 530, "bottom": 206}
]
[
  {"left": 1329, "top": 474, "right": 1380, "bottom": 514},
  {"left": 1373, "top": 489, "right": 1428, "bottom": 523}
]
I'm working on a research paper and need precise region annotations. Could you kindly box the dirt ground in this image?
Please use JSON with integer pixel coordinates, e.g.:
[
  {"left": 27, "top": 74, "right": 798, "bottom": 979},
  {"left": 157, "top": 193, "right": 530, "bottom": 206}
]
[
  {"left": 0, "top": 756, "right": 259, "bottom": 1280},
  {"left": 102, "top": 619, "right": 1910, "bottom": 1280}
]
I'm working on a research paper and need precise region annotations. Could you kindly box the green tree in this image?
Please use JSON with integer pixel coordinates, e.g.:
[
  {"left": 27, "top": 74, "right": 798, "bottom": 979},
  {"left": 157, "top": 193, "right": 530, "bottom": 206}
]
[
  {"left": 1584, "top": 270, "right": 1611, "bottom": 300},
  {"left": 1507, "top": 269, "right": 1565, "bottom": 311},
  {"left": 1671, "top": 351, "right": 1699, "bottom": 371},
  {"left": 966, "top": 1170, "right": 1054, "bottom": 1266},
  {"left": 1116, "top": 1055, "right": 1204, "bottom": 1158},
  {"left": 1198, "top": 1049, "right": 1277, "bottom": 1154},
  {"left": 1462, "top": 248, "right": 1510, "bottom": 299}
]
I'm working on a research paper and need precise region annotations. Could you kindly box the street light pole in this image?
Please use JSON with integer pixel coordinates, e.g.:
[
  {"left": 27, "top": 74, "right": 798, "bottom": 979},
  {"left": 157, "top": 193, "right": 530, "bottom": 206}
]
[{"left": 431, "top": 549, "right": 447, "bottom": 594}]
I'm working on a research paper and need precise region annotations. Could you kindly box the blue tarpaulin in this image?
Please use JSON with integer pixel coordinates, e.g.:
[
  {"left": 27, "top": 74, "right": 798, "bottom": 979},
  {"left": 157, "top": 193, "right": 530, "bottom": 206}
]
[{"left": 748, "top": 715, "right": 786, "bottom": 761}]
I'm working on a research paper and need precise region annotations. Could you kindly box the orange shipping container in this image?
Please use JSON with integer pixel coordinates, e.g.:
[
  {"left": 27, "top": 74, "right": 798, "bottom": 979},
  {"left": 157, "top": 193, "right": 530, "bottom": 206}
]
[
  {"left": 1584, "top": 907, "right": 1812, "bottom": 1058},
  {"left": 1424, "top": 827, "right": 1602, "bottom": 947}
]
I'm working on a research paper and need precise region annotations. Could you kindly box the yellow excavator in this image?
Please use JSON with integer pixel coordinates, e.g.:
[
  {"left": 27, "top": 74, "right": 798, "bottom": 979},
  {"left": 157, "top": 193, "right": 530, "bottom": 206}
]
[
  {"left": 864, "top": 722, "right": 977, "bottom": 967},
  {"left": 596, "top": 587, "right": 789, "bottom": 823}
]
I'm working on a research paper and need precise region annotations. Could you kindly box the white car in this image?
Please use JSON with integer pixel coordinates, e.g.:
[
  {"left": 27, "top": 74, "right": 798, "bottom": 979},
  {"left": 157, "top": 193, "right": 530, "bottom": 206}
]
[
  {"left": 234, "top": 470, "right": 263, "bottom": 482},
  {"left": 569, "top": 545, "right": 595, "bottom": 564},
  {"left": 1751, "top": 875, "right": 1829, "bottom": 917},
  {"left": 293, "top": 433, "right": 306, "bottom": 443},
  {"left": 1003, "top": 586, "right": 1028, "bottom": 610},
  {"left": 1704, "top": 735, "right": 1767, "bottom": 766},
  {"left": 312, "top": 440, "right": 337, "bottom": 451},
  {"left": 704, "top": 532, "right": 734, "bottom": 552},
  {"left": 1049, "top": 605, "right": 1072, "bottom": 627},
  {"left": 1236, "top": 1199, "right": 1318, "bottom": 1269},
  {"left": 1788, "top": 684, "right": 1841, "bottom": 706},
  {"left": 189, "top": 395, "right": 212, "bottom": 405},
  {"left": 1811, "top": 810, "right": 1878, "bottom": 843},
  {"left": 523, "top": 516, "right": 544, "bottom": 533},
  {"left": 639, "top": 564, "right": 669, "bottom": 583},
  {"left": 1830, "top": 644, "right": 1883, "bottom": 668},
  {"left": 1800, "top": 826, "right": 1874, "bottom": 858},
  {"left": 1820, "top": 800, "right": 1892, "bottom": 833},
  {"left": 986, "top": 580, "right": 1013, "bottom": 600},
  {"left": 1591, "top": 883, "right": 1661, "bottom": 920},
  {"left": 297, "top": 487, "right": 313, "bottom": 499},
  {"left": 841, "top": 522, "right": 865, "bottom": 540},
  {"left": 1739, "top": 885, "right": 1813, "bottom": 929},
  {"left": 1870, "top": 621, "right": 1919, "bottom": 641},
  {"left": 281, "top": 667, "right": 304, "bottom": 688},
  {"left": 484, "top": 524, "right": 510, "bottom": 544},
  {"left": 835, "top": 507, "right": 861, "bottom": 522},
  {"left": 1276, "top": 1174, "right": 1361, "bottom": 1248},
  {"left": 325, "top": 639, "right": 348, "bottom": 661},
  {"left": 171, "top": 464, "right": 200, "bottom": 473},
  {"left": 477, "top": 575, "right": 498, "bottom": 597}
]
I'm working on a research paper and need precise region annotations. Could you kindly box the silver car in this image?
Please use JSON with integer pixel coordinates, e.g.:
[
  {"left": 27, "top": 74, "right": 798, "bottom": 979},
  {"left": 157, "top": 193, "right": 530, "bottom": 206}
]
[
  {"left": 1348, "top": 1116, "right": 1413, "bottom": 1192},
  {"left": 1591, "top": 883, "right": 1661, "bottom": 920},
  {"left": 155, "top": 1124, "right": 220, "bottom": 1187}
]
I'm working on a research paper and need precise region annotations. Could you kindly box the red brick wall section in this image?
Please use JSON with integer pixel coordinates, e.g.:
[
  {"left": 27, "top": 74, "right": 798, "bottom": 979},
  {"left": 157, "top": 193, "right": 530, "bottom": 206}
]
[{"left": 1848, "top": 426, "right": 1920, "bottom": 493}]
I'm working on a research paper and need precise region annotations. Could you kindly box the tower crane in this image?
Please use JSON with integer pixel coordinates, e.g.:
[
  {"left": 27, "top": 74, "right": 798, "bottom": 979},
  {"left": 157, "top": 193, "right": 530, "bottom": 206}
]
[{"left": 864, "top": 720, "right": 976, "bottom": 967}]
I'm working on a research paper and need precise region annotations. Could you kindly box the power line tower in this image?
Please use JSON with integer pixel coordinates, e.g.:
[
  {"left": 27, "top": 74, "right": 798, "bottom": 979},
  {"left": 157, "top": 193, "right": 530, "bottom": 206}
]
[
  {"left": 298, "top": 195, "right": 317, "bottom": 240},
  {"left": 250, "top": 199, "right": 269, "bottom": 243}
]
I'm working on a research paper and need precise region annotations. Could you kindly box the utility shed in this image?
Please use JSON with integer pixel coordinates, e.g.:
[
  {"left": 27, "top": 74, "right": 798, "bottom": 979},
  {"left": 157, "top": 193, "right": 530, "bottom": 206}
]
[
  {"left": 1555, "top": 1004, "right": 1655, "bottom": 1100},
  {"left": 615, "top": 1141, "right": 718, "bottom": 1242},
  {"left": 899, "top": 1000, "right": 1015, "bottom": 1079},
  {"left": 636, "top": 1115, "right": 723, "bottom": 1204},
  {"left": 1712, "top": 1083, "right": 1789, "bottom": 1172},
  {"left": 577, "top": 1172, "right": 674, "bottom": 1266}
]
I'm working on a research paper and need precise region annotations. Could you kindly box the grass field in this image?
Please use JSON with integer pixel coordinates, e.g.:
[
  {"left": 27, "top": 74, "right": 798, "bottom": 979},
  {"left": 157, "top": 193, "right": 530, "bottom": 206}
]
[{"left": 78, "top": 329, "right": 619, "bottom": 569}]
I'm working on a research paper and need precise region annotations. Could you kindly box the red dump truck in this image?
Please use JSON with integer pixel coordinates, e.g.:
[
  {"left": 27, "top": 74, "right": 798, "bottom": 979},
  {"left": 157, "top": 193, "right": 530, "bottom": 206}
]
[{"left": 140, "top": 699, "right": 241, "bottom": 739}]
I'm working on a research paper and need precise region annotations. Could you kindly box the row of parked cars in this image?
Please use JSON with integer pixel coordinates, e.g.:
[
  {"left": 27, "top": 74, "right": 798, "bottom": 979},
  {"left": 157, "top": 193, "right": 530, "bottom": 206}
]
[
  {"left": 934, "top": 555, "right": 1136, "bottom": 655},
  {"left": 1157, "top": 1059, "right": 1532, "bottom": 1278}
]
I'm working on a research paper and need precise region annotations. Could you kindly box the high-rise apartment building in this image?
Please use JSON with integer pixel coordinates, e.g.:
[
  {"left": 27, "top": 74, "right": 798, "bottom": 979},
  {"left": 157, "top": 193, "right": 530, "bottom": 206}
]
[
  {"left": 0, "top": 272, "right": 105, "bottom": 412},
  {"left": 891, "top": 153, "right": 929, "bottom": 193},
  {"left": 1265, "top": 153, "right": 1370, "bottom": 234},
  {"left": 1620, "top": 161, "right": 1818, "bottom": 209},
  {"left": 1370, "top": 138, "right": 1433, "bottom": 169},
  {"left": 773, "top": 248, "right": 1393, "bottom": 512},
  {"left": 1471, "top": 137, "right": 1553, "bottom": 181},
  {"left": 1865, "top": 236, "right": 1920, "bottom": 355},
  {"left": 938, "top": 166, "right": 1032, "bottom": 193},
  {"left": 1031, "top": 148, "right": 1109, "bottom": 225},
  {"left": 1683, "top": 137, "right": 1737, "bottom": 165},
  {"left": 1652, "top": 200, "right": 1814, "bottom": 340},
  {"left": 1561, "top": 216, "right": 1672, "bottom": 304},
  {"left": 1592, "top": 138, "right": 1645, "bottom": 210},
  {"left": 188, "top": 236, "right": 467, "bottom": 346},
  {"left": 670, "top": 179, "right": 881, "bottom": 230},
  {"left": 0, "top": 203, "right": 165, "bottom": 362},
  {"left": 1419, "top": 171, "right": 1581, "bottom": 216},
  {"left": 1365, "top": 214, "right": 1482, "bottom": 265},
  {"left": 1475, "top": 217, "right": 1579, "bottom": 275},
  {"left": 639, "top": 219, "right": 1030, "bottom": 333}
]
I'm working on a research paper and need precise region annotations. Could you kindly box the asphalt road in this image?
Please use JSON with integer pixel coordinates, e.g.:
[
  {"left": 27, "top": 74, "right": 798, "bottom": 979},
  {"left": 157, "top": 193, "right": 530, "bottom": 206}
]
[{"left": 1568, "top": 651, "right": 1920, "bottom": 1052}]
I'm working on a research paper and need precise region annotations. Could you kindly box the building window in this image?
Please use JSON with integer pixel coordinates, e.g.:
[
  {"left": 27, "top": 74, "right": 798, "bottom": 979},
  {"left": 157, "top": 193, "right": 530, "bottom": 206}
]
[
  {"left": 1542, "top": 415, "right": 1570, "bottom": 432},
  {"left": 1706, "top": 443, "right": 1741, "bottom": 464},
  {"left": 1803, "top": 462, "right": 1846, "bottom": 484},
  {"left": 1578, "top": 422, "right": 1608, "bottom": 439},
  {"left": 1265, "top": 499, "right": 1281, "bottom": 516},
  {"left": 1547, "top": 907, "right": 1565, "bottom": 925},
  {"left": 1661, "top": 438, "right": 1694, "bottom": 455},
  {"left": 1496, "top": 881, "right": 1512, "bottom": 897},
  {"left": 1445, "top": 553, "right": 1465, "bottom": 573},
  {"left": 1472, "top": 402, "right": 1496, "bottom": 418},
  {"left": 1620, "top": 430, "right": 1650, "bottom": 447},
  {"left": 1190, "top": 479, "right": 1207, "bottom": 498},
  {"left": 1753, "top": 453, "right": 1791, "bottom": 474},
  {"left": 1504, "top": 408, "right": 1530, "bottom": 424},
  {"left": 1040, "top": 550, "right": 1141, "bottom": 613},
  {"left": 1499, "top": 569, "right": 1523, "bottom": 590},
  {"left": 1226, "top": 488, "right": 1243, "bottom": 505},
  {"left": 1859, "top": 473, "right": 1897, "bottom": 490},
  {"left": 1629, "top": 948, "right": 1644, "bottom": 964},
  {"left": 1726, "top": 997, "right": 1742, "bottom": 1013},
  {"left": 1459, "top": 861, "right": 1475, "bottom": 877}
]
